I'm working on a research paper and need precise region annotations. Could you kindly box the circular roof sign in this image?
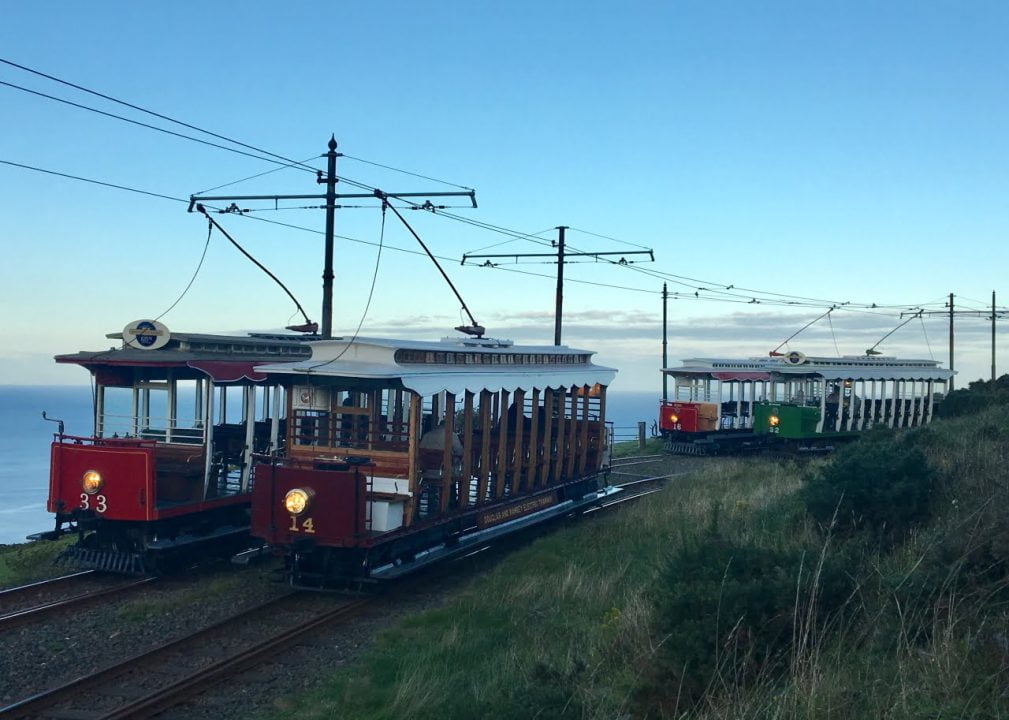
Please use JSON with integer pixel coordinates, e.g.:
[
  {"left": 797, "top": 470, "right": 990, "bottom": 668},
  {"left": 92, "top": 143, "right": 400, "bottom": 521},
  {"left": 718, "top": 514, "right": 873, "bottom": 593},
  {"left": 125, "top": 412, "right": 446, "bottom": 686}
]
[
  {"left": 123, "top": 319, "right": 170, "bottom": 350},
  {"left": 784, "top": 350, "right": 807, "bottom": 365}
]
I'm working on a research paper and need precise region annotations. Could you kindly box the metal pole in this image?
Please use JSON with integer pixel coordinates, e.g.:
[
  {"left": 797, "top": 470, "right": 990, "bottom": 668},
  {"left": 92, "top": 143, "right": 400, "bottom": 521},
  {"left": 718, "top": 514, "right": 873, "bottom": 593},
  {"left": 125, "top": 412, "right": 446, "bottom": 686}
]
[
  {"left": 554, "top": 226, "right": 567, "bottom": 346},
  {"left": 949, "top": 292, "right": 955, "bottom": 391},
  {"left": 662, "top": 283, "right": 668, "bottom": 402},
  {"left": 320, "top": 136, "right": 339, "bottom": 338},
  {"left": 993, "top": 290, "right": 997, "bottom": 383}
]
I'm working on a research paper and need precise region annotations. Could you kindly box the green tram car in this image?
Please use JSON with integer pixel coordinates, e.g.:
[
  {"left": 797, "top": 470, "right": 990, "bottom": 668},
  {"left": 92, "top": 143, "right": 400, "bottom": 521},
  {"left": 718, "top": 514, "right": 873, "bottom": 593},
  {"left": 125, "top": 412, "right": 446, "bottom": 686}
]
[{"left": 660, "top": 351, "right": 954, "bottom": 453}]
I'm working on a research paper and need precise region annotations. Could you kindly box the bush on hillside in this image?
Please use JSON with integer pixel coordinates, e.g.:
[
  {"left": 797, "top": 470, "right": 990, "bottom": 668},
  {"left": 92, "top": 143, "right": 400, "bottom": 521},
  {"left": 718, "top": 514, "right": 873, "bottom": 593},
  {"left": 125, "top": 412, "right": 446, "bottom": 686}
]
[
  {"left": 938, "top": 375, "right": 1009, "bottom": 418},
  {"left": 801, "top": 432, "right": 935, "bottom": 541},
  {"left": 650, "top": 534, "right": 852, "bottom": 708}
]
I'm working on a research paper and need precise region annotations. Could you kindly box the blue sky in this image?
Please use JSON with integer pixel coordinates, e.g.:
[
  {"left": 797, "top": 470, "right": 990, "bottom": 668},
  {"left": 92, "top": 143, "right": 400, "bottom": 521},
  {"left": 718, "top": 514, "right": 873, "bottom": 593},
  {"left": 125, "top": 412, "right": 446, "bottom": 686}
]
[{"left": 1, "top": 1, "right": 1007, "bottom": 391}]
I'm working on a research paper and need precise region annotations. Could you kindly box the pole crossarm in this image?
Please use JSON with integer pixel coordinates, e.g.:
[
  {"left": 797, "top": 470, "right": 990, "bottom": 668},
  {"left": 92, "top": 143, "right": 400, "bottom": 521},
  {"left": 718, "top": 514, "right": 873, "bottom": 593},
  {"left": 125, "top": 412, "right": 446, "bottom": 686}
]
[
  {"left": 908, "top": 311, "right": 1009, "bottom": 318},
  {"left": 461, "top": 249, "right": 654, "bottom": 265},
  {"left": 188, "top": 190, "right": 476, "bottom": 212}
]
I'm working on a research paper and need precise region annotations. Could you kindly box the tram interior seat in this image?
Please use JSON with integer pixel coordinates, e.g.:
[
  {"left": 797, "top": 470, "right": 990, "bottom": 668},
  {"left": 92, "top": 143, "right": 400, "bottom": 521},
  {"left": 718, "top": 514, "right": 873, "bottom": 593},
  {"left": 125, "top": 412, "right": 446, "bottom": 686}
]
[{"left": 155, "top": 446, "right": 205, "bottom": 505}]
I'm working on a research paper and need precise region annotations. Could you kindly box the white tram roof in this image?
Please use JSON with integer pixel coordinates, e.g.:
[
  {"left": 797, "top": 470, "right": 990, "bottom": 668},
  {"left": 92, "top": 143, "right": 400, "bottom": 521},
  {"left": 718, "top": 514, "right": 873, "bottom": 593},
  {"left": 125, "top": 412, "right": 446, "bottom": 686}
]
[
  {"left": 256, "top": 335, "right": 617, "bottom": 396},
  {"left": 663, "top": 354, "right": 954, "bottom": 382}
]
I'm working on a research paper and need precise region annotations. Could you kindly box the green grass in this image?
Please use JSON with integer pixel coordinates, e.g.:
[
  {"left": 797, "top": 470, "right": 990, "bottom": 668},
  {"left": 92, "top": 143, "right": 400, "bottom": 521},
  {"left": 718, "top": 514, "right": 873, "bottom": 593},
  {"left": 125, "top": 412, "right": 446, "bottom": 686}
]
[
  {"left": 259, "top": 458, "right": 803, "bottom": 720},
  {"left": 260, "top": 403, "right": 1009, "bottom": 719},
  {"left": 0, "top": 537, "right": 73, "bottom": 587},
  {"left": 612, "top": 436, "right": 665, "bottom": 457}
]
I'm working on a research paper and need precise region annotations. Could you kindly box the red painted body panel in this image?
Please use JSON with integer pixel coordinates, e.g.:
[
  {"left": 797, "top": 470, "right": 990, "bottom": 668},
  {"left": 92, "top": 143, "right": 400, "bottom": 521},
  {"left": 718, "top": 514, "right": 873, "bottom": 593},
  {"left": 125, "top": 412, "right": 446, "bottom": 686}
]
[
  {"left": 251, "top": 464, "right": 367, "bottom": 547},
  {"left": 49, "top": 441, "right": 154, "bottom": 520},
  {"left": 49, "top": 439, "right": 250, "bottom": 521},
  {"left": 659, "top": 402, "right": 701, "bottom": 433}
]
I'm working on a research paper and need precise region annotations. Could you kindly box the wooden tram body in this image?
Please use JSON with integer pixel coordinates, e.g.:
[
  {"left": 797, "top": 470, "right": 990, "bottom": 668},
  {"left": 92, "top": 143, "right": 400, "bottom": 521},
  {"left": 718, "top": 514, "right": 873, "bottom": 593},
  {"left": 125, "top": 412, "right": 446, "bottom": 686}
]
[
  {"left": 660, "top": 352, "right": 953, "bottom": 453},
  {"left": 248, "top": 335, "right": 617, "bottom": 587},
  {"left": 43, "top": 323, "right": 308, "bottom": 573}
]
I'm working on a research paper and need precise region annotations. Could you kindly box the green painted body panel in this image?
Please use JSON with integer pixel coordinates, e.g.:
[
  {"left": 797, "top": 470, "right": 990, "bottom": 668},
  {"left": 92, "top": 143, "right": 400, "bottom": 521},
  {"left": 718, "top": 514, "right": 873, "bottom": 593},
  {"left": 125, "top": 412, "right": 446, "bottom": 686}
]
[
  {"left": 753, "top": 402, "right": 864, "bottom": 440},
  {"left": 752, "top": 402, "right": 821, "bottom": 438}
]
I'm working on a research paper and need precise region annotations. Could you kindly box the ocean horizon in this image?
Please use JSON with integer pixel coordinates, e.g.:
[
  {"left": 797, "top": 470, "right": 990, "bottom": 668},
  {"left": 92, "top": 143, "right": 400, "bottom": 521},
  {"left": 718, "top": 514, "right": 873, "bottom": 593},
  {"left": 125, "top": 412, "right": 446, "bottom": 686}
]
[{"left": 0, "top": 385, "right": 660, "bottom": 545}]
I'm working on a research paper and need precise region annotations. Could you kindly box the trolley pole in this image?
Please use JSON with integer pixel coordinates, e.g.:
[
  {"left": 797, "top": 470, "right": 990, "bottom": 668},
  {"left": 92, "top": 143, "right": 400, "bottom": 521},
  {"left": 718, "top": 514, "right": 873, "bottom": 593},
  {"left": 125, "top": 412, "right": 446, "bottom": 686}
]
[
  {"left": 320, "top": 136, "right": 338, "bottom": 338},
  {"left": 554, "top": 226, "right": 567, "bottom": 346},
  {"left": 662, "top": 282, "right": 669, "bottom": 402}
]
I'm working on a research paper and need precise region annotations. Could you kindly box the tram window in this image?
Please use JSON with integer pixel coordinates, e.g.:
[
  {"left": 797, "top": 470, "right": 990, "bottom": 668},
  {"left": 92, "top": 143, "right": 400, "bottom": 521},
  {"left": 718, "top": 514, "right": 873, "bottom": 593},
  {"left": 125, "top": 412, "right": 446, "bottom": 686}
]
[
  {"left": 99, "top": 386, "right": 134, "bottom": 437},
  {"left": 218, "top": 386, "right": 246, "bottom": 425},
  {"left": 141, "top": 388, "right": 169, "bottom": 439},
  {"left": 170, "top": 380, "right": 204, "bottom": 444}
]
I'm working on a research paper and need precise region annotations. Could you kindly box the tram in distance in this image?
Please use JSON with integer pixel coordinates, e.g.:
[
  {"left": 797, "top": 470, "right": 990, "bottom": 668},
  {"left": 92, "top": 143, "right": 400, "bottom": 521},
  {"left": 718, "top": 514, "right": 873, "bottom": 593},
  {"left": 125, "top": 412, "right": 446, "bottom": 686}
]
[
  {"left": 658, "top": 350, "right": 954, "bottom": 454},
  {"left": 248, "top": 334, "right": 617, "bottom": 588},
  {"left": 40, "top": 319, "right": 309, "bottom": 573}
]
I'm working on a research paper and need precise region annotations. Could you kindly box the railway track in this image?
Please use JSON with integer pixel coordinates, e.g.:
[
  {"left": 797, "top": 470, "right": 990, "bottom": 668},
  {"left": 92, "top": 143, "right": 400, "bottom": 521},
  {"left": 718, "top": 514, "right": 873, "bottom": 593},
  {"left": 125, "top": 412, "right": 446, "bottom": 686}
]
[
  {"left": 0, "top": 590, "right": 372, "bottom": 719},
  {"left": 0, "top": 572, "right": 156, "bottom": 632},
  {"left": 0, "top": 457, "right": 691, "bottom": 719}
]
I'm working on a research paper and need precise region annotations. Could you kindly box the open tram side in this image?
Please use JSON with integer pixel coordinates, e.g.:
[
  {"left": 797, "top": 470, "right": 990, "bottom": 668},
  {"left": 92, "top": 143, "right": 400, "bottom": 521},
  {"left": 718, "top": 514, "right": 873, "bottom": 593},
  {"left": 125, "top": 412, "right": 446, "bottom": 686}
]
[
  {"left": 249, "top": 335, "right": 617, "bottom": 588},
  {"left": 660, "top": 352, "right": 953, "bottom": 454}
]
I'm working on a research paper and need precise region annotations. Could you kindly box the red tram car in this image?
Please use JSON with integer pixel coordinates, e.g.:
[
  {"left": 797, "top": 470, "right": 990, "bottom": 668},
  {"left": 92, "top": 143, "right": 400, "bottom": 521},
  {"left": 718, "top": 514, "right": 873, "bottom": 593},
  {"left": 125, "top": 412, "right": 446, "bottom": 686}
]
[
  {"left": 41, "top": 319, "right": 308, "bottom": 573},
  {"left": 248, "top": 335, "right": 618, "bottom": 587}
]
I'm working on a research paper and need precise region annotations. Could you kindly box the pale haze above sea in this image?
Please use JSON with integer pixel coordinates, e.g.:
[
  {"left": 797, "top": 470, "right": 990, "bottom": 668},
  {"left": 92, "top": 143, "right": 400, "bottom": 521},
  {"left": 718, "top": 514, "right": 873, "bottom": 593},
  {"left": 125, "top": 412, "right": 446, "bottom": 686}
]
[{"left": 0, "top": 386, "right": 659, "bottom": 545}]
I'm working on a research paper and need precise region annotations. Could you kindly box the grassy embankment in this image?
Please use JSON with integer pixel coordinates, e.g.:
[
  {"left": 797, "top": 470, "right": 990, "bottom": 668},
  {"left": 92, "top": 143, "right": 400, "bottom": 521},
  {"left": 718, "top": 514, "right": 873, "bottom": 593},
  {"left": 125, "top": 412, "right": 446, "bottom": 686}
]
[
  {"left": 261, "top": 386, "right": 1009, "bottom": 719},
  {"left": 0, "top": 537, "right": 73, "bottom": 587}
]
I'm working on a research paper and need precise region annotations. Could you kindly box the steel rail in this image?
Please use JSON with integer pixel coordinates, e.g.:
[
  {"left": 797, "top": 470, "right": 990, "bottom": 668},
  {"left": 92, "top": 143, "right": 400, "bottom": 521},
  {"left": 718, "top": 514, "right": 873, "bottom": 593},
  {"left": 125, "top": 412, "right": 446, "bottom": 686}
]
[
  {"left": 0, "top": 570, "right": 95, "bottom": 603},
  {"left": 0, "top": 576, "right": 156, "bottom": 632},
  {"left": 614, "top": 472, "right": 688, "bottom": 488},
  {"left": 0, "top": 591, "right": 297, "bottom": 718},
  {"left": 98, "top": 596, "right": 373, "bottom": 719},
  {"left": 608, "top": 454, "right": 664, "bottom": 466},
  {"left": 0, "top": 591, "right": 373, "bottom": 720},
  {"left": 582, "top": 487, "right": 666, "bottom": 514}
]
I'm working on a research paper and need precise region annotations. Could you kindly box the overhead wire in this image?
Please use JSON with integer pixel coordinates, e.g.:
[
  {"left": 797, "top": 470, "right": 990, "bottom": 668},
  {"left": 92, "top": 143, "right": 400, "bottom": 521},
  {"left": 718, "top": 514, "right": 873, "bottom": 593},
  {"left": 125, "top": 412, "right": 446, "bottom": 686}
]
[
  {"left": 195, "top": 154, "right": 321, "bottom": 195},
  {"left": 0, "top": 80, "right": 319, "bottom": 172},
  {"left": 565, "top": 225, "right": 652, "bottom": 251},
  {"left": 0, "top": 57, "right": 322, "bottom": 174},
  {"left": 0, "top": 58, "right": 977, "bottom": 315},
  {"left": 0, "top": 158, "right": 186, "bottom": 203},
  {"left": 0, "top": 156, "right": 958, "bottom": 315},
  {"left": 152, "top": 220, "right": 213, "bottom": 321},
  {"left": 340, "top": 152, "right": 472, "bottom": 190}
]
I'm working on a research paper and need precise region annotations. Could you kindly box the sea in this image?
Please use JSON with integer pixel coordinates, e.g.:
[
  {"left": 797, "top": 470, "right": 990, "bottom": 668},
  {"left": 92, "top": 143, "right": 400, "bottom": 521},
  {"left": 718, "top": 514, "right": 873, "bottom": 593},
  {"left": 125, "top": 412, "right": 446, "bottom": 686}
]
[{"left": 0, "top": 386, "right": 660, "bottom": 545}]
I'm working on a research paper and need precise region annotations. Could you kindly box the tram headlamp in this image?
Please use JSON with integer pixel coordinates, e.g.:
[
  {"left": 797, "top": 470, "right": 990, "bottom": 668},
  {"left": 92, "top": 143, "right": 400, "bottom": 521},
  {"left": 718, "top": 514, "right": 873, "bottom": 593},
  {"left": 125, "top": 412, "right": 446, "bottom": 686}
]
[
  {"left": 768, "top": 415, "right": 780, "bottom": 427},
  {"left": 81, "top": 470, "right": 103, "bottom": 494},
  {"left": 668, "top": 413, "right": 679, "bottom": 424},
  {"left": 283, "top": 488, "right": 314, "bottom": 516}
]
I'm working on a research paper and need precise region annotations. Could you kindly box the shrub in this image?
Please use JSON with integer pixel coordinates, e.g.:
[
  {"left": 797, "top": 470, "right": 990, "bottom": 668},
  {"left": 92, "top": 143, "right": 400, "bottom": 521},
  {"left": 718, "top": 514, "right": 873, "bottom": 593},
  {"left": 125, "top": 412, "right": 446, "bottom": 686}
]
[
  {"left": 651, "top": 534, "right": 852, "bottom": 708},
  {"left": 801, "top": 433, "right": 935, "bottom": 541},
  {"left": 937, "top": 374, "right": 1009, "bottom": 418}
]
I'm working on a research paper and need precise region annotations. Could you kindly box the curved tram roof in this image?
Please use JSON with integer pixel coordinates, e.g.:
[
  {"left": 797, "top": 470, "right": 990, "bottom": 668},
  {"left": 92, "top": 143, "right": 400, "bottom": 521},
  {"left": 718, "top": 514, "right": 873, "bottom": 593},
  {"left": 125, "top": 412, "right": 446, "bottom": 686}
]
[
  {"left": 663, "top": 354, "right": 954, "bottom": 382},
  {"left": 56, "top": 330, "right": 617, "bottom": 393},
  {"left": 256, "top": 335, "right": 617, "bottom": 396}
]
